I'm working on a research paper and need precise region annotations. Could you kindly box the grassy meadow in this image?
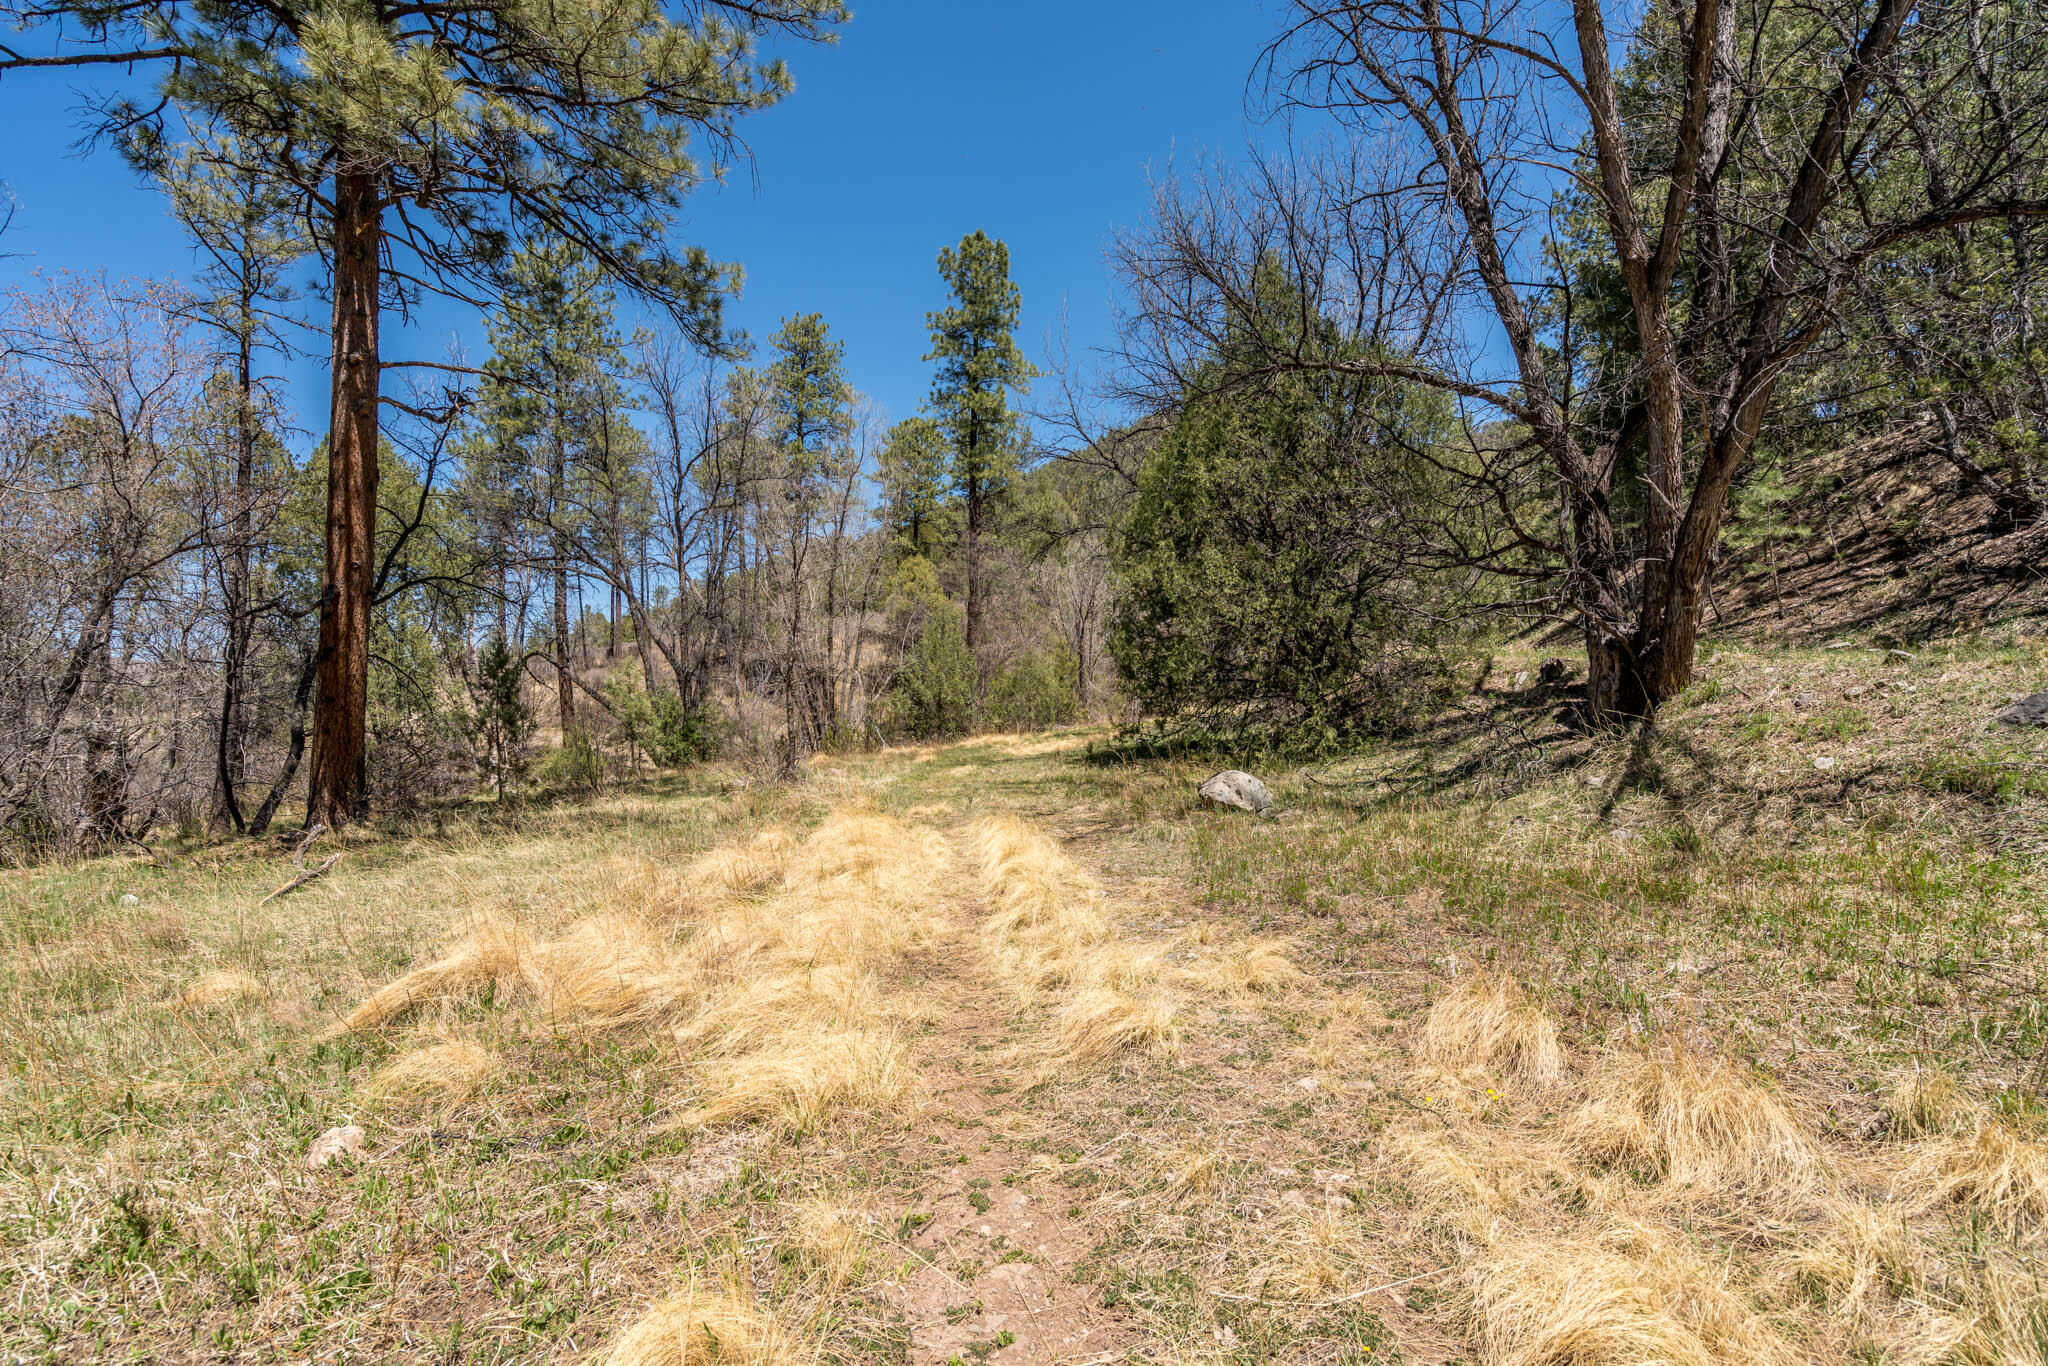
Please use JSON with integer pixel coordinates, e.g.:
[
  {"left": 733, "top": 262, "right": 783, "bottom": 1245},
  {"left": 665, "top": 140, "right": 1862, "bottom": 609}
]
[{"left": 3, "top": 634, "right": 2047, "bottom": 1364}]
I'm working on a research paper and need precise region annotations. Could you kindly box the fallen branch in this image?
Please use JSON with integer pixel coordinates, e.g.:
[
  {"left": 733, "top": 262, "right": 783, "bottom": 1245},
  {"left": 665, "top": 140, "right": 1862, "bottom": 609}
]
[
  {"left": 290, "top": 822, "right": 327, "bottom": 868},
  {"left": 259, "top": 852, "right": 342, "bottom": 905}
]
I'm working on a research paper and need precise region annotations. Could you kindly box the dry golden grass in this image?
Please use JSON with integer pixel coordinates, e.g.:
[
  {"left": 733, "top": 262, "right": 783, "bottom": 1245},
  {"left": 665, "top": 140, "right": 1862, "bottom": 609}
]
[
  {"left": 1569, "top": 1050, "right": 1818, "bottom": 1190},
  {"left": 338, "top": 912, "right": 532, "bottom": 1033},
  {"left": 1249, "top": 1205, "right": 1365, "bottom": 1300},
  {"left": 333, "top": 809, "right": 954, "bottom": 1136},
  {"left": 1466, "top": 1234, "right": 1718, "bottom": 1366},
  {"left": 1384, "top": 1124, "right": 1556, "bottom": 1226},
  {"left": 1946, "top": 1251, "right": 2048, "bottom": 1365},
  {"left": 686, "top": 1027, "right": 913, "bottom": 1133},
  {"left": 532, "top": 913, "right": 699, "bottom": 1031},
  {"left": 1180, "top": 935, "right": 1302, "bottom": 996},
  {"left": 1467, "top": 1226, "right": 1796, "bottom": 1366},
  {"left": 1420, "top": 972, "right": 1565, "bottom": 1087},
  {"left": 966, "top": 815, "right": 1112, "bottom": 1000},
  {"left": 965, "top": 816, "right": 1181, "bottom": 1071},
  {"left": 1910, "top": 1120, "right": 2048, "bottom": 1241},
  {"left": 1779, "top": 1199, "right": 1917, "bottom": 1326},
  {"left": 175, "top": 967, "right": 264, "bottom": 1008},
  {"left": 782, "top": 1198, "right": 869, "bottom": 1293},
  {"left": 592, "top": 1276, "right": 811, "bottom": 1366},
  {"left": 1052, "top": 984, "right": 1181, "bottom": 1069},
  {"left": 1882, "top": 1070, "right": 1977, "bottom": 1139},
  {"left": 362, "top": 1038, "right": 503, "bottom": 1106},
  {"left": 1161, "top": 1145, "right": 1221, "bottom": 1204},
  {"left": 683, "top": 826, "right": 795, "bottom": 900}
]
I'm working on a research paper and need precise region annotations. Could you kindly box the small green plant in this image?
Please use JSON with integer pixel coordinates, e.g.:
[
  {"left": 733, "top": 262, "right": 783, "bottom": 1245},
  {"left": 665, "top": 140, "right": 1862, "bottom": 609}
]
[
  {"left": 536, "top": 724, "right": 605, "bottom": 791},
  {"left": 650, "top": 694, "right": 720, "bottom": 766}
]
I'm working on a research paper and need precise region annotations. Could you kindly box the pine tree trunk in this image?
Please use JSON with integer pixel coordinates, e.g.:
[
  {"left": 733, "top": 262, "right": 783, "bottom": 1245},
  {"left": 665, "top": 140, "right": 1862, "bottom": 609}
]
[
  {"left": 550, "top": 428, "right": 576, "bottom": 732},
  {"left": 307, "top": 165, "right": 383, "bottom": 829},
  {"left": 963, "top": 472, "right": 982, "bottom": 664},
  {"left": 213, "top": 312, "right": 257, "bottom": 833},
  {"left": 553, "top": 558, "right": 574, "bottom": 731}
]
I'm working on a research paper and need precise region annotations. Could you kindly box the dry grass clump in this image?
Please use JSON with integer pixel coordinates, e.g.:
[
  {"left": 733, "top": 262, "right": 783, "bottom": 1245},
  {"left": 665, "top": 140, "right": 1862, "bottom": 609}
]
[
  {"left": 362, "top": 1038, "right": 503, "bottom": 1105},
  {"left": 335, "top": 811, "right": 951, "bottom": 1137},
  {"left": 782, "top": 1199, "right": 869, "bottom": 1292},
  {"left": 533, "top": 913, "right": 699, "bottom": 1030},
  {"left": 1944, "top": 1251, "right": 2048, "bottom": 1364},
  {"left": 1910, "top": 1120, "right": 2048, "bottom": 1241},
  {"left": 1051, "top": 985, "right": 1180, "bottom": 1070},
  {"left": 177, "top": 967, "right": 264, "bottom": 1008},
  {"left": 1467, "top": 1227, "right": 1795, "bottom": 1366},
  {"left": 1421, "top": 972, "right": 1565, "bottom": 1087},
  {"left": 684, "top": 826, "right": 795, "bottom": 899},
  {"left": 1181, "top": 936, "right": 1303, "bottom": 996},
  {"left": 592, "top": 1276, "right": 811, "bottom": 1366},
  {"left": 966, "top": 816, "right": 1180, "bottom": 1071},
  {"left": 1161, "top": 1145, "right": 1221, "bottom": 1202},
  {"left": 1467, "top": 1235, "right": 1715, "bottom": 1366},
  {"left": 686, "top": 1027, "right": 913, "bottom": 1134},
  {"left": 714, "top": 813, "right": 952, "bottom": 972},
  {"left": 1882, "top": 1070, "right": 1977, "bottom": 1139},
  {"left": 1778, "top": 1199, "right": 1917, "bottom": 1325},
  {"left": 339, "top": 913, "right": 533, "bottom": 1033},
  {"left": 667, "top": 813, "right": 952, "bottom": 1124},
  {"left": 1569, "top": 1050, "right": 1818, "bottom": 1190},
  {"left": 1384, "top": 1124, "right": 1554, "bottom": 1226},
  {"left": 1250, "top": 1206, "right": 1366, "bottom": 1300},
  {"left": 965, "top": 816, "right": 1112, "bottom": 998}
]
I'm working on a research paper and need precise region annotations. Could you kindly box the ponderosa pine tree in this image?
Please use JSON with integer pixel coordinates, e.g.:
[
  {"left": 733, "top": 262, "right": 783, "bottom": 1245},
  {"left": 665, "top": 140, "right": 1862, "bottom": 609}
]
[
  {"left": 475, "top": 241, "right": 630, "bottom": 735},
  {"left": 878, "top": 415, "right": 948, "bottom": 558},
  {"left": 926, "top": 232, "right": 1035, "bottom": 668},
  {"left": 0, "top": 0, "right": 845, "bottom": 825},
  {"left": 764, "top": 312, "right": 851, "bottom": 768}
]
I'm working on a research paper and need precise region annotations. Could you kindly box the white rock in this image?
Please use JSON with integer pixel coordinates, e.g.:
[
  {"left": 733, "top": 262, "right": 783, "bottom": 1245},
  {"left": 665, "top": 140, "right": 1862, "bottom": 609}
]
[
  {"left": 307, "top": 1124, "right": 366, "bottom": 1170},
  {"left": 1813, "top": 755, "right": 1838, "bottom": 771},
  {"left": 119, "top": 894, "right": 140, "bottom": 907},
  {"left": 1198, "top": 770, "right": 1274, "bottom": 815}
]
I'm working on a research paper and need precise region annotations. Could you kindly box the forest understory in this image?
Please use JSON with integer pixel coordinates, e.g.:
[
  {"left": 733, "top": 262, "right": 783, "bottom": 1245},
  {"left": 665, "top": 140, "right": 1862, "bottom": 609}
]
[{"left": 4, "top": 631, "right": 2046, "bottom": 1366}]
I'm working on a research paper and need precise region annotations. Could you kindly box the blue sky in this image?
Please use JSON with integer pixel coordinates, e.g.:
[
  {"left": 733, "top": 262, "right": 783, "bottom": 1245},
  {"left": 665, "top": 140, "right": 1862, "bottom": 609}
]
[{"left": 0, "top": 2, "right": 1282, "bottom": 438}]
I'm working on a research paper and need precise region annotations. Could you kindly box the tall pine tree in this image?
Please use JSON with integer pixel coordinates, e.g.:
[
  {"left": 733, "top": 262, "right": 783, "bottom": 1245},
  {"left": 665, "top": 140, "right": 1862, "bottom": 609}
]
[
  {"left": 925, "top": 232, "right": 1035, "bottom": 668},
  {"left": 475, "top": 240, "right": 630, "bottom": 737},
  {"left": 764, "top": 312, "right": 851, "bottom": 769},
  {"left": 2, "top": 0, "right": 845, "bottom": 825}
]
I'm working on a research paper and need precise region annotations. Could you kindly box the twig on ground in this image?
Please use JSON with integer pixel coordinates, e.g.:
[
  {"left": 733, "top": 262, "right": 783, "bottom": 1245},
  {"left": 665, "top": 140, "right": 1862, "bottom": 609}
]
[{"left": 259, "top": 852, "right": 342, "bottom": 905}]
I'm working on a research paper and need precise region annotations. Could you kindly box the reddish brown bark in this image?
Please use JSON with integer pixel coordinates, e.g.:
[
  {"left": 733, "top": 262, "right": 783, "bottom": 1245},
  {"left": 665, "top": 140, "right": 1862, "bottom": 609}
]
[{"left": 306, "top": 166, "right": 383, "bottom": 828}]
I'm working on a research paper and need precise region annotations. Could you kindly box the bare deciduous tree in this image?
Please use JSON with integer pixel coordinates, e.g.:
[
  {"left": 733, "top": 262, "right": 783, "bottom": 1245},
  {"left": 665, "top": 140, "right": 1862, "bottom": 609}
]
[{"left": 1120, "top": 0, "right": 2048, "bottom": 717}]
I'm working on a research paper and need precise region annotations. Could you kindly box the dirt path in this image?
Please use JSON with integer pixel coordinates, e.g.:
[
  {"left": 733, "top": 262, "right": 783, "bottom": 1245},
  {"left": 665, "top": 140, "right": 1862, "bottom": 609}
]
[
  {"left": 880, "top": 1006, "right": 1142, "bottom": 1364},
  {"left": 864, "top": 827, "right": 1151, "bottom": 1365}
]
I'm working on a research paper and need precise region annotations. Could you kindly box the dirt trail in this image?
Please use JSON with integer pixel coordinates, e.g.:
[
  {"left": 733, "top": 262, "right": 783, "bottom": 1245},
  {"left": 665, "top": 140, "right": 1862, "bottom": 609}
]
[
  {"left": 880, "top": 1002, "right": 1141, "bottom": 1364},
  {"left": 863, "top": 825, "right": 1151, "bottom": 1365}
]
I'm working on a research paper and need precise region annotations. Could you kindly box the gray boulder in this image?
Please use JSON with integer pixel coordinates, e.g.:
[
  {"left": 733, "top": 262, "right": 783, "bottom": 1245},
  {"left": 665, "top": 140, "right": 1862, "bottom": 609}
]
[
  {"left": 1199, "top": 769, "right": 1274, "bottom": 815},
  {"left": 1994, "top": 690, "right": 2048, "bottom": 727}
]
